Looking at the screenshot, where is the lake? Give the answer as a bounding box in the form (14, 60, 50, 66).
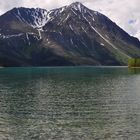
(0, 67, 140, 140)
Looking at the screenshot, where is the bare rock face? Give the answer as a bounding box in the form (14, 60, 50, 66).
(0, 2, 140, 67)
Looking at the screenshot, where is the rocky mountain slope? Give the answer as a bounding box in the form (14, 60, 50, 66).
(0, 2, 140, 66)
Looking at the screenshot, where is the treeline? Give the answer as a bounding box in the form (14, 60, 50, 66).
(128, 58, 140, 68)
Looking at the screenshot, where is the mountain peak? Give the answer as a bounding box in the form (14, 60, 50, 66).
(69, 2, 85, 11)
(9, 7, 49, 28)
(13, 7, 48, 14)
(71, 2, 83, 5)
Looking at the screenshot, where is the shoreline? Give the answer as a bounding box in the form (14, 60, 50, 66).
(0, 66, 128, 69)
(129, 67, 140, 69)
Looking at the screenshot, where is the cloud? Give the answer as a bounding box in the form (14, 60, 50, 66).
(0, 0, 139, 39)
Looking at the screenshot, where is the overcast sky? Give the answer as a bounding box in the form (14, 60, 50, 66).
(0, 0, 140, 40)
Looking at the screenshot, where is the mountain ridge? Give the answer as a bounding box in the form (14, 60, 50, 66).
(0, 2, 140, 67)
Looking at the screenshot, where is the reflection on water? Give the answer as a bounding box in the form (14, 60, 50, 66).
(128, 68, 140, 74)
(0, 67, 140, 140)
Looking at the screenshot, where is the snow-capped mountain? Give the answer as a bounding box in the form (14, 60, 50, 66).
(13, 7, 49, 28)
(11, 6, 68, 29)
(0, 2, 140, 67)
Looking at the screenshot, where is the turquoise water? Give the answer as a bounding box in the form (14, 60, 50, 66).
(0, 67, 140, 140)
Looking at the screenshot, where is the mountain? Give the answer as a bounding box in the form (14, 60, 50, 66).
(0, 2, 140, 67)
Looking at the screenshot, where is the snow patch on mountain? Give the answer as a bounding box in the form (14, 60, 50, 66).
(13, 8, 52, 29)
(0, 33, 24, 39)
